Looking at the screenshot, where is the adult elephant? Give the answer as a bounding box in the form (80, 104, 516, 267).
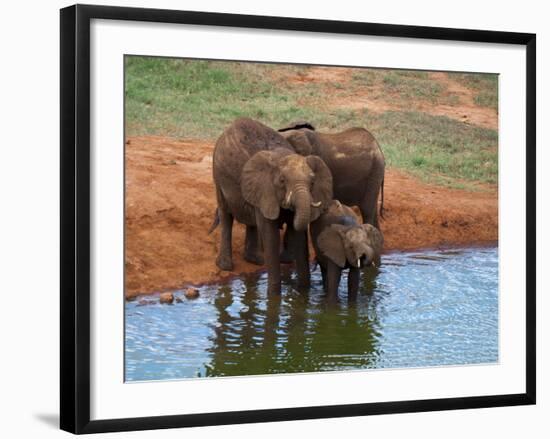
(211, 118, 333, 295)
(278, 122, 385, 227)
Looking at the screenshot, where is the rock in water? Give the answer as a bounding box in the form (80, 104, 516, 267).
(159, 292, 174, 304)
(184, 288, 200, 299)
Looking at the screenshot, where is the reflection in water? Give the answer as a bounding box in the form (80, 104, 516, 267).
(125, 246, 498, 381)
(205, 272, 380, 377)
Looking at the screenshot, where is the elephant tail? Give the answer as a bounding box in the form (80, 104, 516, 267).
(208, 208, 220, 234)
(379, 177, 385, 220)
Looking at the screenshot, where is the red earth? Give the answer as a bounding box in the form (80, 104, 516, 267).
(125, 136, 497, 299)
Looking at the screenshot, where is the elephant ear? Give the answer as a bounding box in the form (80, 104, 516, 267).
(362, 224, 384, 253)
(307, 155, 333, 221)
(317, 224, 348, 268)
(241, 150, 282, 220)
(282, 130, 313, 156)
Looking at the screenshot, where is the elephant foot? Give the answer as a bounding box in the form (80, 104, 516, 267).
(279, 248, 294, 264)
(216, 255, 233, 271)
(244, 252, 264, 266)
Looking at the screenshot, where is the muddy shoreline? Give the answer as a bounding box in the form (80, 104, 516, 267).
(125, 136, 498, 299)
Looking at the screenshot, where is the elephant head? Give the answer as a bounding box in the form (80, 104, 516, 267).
(278, 121, 318, 156)
(317, 223, 383, 268)
(241, 148, 333, 231)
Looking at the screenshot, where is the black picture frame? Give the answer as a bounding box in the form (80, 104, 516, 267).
(60, 4, 536, 434)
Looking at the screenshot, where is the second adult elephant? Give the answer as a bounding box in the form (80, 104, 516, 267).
(211, 118, 333, 295)
(278, 122, 385, 227)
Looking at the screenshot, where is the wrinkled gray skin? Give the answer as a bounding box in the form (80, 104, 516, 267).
(212, 118, 333, 295)
(311, 200, 384, 302)
(278, 122, 385, 227)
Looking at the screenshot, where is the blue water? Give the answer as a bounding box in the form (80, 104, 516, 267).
(125, 246, 498, 381)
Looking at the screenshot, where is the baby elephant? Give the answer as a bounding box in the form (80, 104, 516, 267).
(311, 200, 383, 301)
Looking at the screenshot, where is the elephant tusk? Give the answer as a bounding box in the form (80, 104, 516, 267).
(357, 259, 361, 268)
(311, 200, 322, 208)
(285, 191, 293, 206)
(372, 261, 377, 268)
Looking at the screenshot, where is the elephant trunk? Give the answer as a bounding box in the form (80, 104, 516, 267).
(347, 243, 374, 268)
(363, 246, 375, 266)
(292, 184, 312, 232)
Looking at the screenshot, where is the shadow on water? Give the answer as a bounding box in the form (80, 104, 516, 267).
(125, 246, 499, 381)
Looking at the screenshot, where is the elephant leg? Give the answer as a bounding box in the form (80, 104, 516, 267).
(360, 174, 384, 227)
(326, 261, 342, 303)
(244, 225, 264, 265)
(256, 210, 281, 295)
(279, 226, 294, 264)
(320, 265, 327, 292)
(215, 206, 234, 271)
(288, 225, 310, 290)
(347, 267, 360, 302)
(359, 193, 378, 227)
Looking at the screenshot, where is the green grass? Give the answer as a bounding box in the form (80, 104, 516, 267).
(125, 56, 498, 189)
(125, 57, 323, 139)
(364, 111, 498, 186)
(350, 69, 447, 103)
(449, 72, 499, 110)
(382, 71, 443, 101)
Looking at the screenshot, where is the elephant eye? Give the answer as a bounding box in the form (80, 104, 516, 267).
(279, 175, 285, 185)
